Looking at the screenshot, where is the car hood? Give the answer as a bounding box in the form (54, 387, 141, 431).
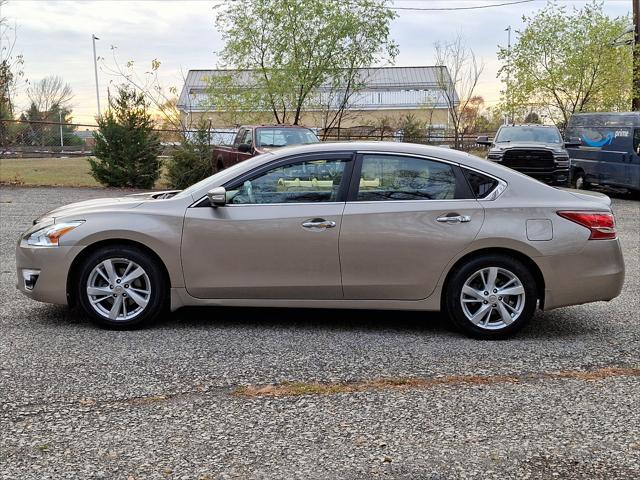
(494, 142, 563, 150)
(34, 190, 180, 223)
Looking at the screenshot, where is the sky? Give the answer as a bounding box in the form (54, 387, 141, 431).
(2, 0, 633, 123)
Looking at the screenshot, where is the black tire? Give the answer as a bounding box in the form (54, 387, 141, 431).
(76, 245, 167, 329)
(445, 254, 538, 340)
(216, 158, 225, 172)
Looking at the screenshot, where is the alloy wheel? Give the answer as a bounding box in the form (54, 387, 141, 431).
(460, 267, 526, 330)
(86, 257, 151, 321)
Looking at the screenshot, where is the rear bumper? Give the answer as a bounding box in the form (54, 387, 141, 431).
(537, 238, 625, 310)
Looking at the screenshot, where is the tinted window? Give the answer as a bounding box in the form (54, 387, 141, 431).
(256, 128, 319, 148)
(463, 169, 499, 199)
(228, 158, 347, 204)
(495, 126, 561, 144)
(356, 154, 457, 201)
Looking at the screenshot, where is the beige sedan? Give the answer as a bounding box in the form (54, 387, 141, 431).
(16, 142, 624, 338)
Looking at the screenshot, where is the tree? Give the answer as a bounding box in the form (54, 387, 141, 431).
(399, 113, 423, 143)
(22, 102, 80, 146)
(498, 1, 632, 127)
(213, 0, 397, 125)
(166, 121, 214, 189)
(89, 86, 162, 189)
(434, 36, 484, 150)
(27, 75, 73, 117)
(459, 95, 485, 135)
(0, 0, 26, 150)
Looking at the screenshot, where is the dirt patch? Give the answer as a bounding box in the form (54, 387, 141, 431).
(234, 367, 640, 398)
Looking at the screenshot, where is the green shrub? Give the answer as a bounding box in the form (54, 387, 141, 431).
(166, 121, 214, 189)
(89, 86, 161, 188)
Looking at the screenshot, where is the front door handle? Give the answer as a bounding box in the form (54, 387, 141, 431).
(436, 214, 471, 224)
(302, 218, 336, 230)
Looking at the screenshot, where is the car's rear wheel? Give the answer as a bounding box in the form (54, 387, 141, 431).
(76, 245, 167, 329)
(445, 255, 537, 339)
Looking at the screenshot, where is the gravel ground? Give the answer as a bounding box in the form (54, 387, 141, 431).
(1, 186, 639, 479)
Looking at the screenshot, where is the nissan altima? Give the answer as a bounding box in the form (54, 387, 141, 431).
(16, 142, 625, 339)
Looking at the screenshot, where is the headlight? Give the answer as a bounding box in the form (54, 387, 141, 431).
(25, 221, 84, 247)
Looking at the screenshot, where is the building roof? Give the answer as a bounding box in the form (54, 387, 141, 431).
(177, 66, 457, 112)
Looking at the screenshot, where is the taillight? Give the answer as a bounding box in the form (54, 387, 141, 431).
(557, 211, 616, 240)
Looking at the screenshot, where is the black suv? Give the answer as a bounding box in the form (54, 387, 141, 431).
(477, 125, 577, 186)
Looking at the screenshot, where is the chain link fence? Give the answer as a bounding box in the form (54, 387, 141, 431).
(1, 119, 494, 158)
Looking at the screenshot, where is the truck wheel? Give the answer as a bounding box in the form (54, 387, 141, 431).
(572, 171, 588, 190)
(216, 159, 225, 172)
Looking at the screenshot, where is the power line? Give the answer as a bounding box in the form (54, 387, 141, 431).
(390, 0, 535, 11)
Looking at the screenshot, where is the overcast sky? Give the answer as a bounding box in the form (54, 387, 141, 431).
(3, 0, 632, 123)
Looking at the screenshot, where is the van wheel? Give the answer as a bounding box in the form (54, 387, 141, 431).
(445, 255, 538, 339)
(572, 171, 588, 190)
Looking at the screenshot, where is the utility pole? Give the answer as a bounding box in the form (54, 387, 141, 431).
(633, 0, 640, 111)
(92, 34, 101, 117)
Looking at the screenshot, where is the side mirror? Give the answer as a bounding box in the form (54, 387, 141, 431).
(564, 137, 581, 148)
(237, 143, 251, 153)
(476, 135, 492, 146)
(207, 187, 227, 207)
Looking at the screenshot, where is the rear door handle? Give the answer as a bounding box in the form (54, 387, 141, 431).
(436, 215, 471, 224)
(302, 218, 336, 230)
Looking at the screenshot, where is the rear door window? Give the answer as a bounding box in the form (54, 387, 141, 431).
(355, 154, 458, 201)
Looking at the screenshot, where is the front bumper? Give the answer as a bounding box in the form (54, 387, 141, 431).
(15, 241, 84, 305)
(537, 238, 625, 310)
(517, 168, 570, 186)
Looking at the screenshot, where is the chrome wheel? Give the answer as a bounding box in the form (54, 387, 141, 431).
(460, 267, 525, 331)
(86, 258, 151, 321)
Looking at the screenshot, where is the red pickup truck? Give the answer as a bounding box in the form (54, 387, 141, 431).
(213, 125, 320, 171)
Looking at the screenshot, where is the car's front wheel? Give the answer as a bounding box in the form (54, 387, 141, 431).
(76, 245, 167, 329)
(445, 255, 538, 339)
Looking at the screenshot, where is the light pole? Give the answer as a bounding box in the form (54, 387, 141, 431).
(92, 34, 101, 117)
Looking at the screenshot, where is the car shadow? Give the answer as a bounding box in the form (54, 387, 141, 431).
(163, 305, 453, 335)
(34, 303, 603, 340)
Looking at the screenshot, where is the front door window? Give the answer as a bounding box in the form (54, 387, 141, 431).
(228, 158, 348, 204)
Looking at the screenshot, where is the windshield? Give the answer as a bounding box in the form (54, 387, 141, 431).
(256, 128, 319, 148)
(495, 126, 561, 144)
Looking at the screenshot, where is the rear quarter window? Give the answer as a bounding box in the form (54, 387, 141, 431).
(463, 170, 499, 199)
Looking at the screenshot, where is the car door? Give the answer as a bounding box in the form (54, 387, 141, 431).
(181, 152, 354, 299)
(339, 152, 484, 300)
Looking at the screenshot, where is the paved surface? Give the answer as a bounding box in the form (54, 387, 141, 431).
(1, 186, 639, 479)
